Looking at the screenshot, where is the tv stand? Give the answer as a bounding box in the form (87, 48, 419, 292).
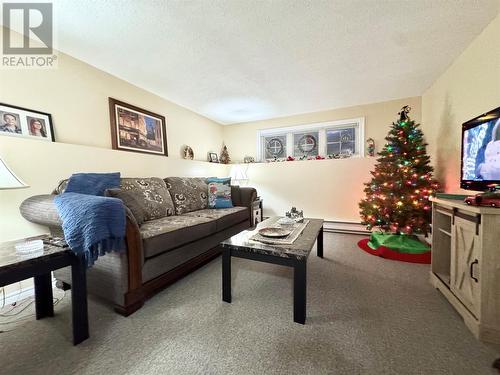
(430, 197, 500, 343)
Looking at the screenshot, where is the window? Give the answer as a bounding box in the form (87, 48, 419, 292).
(326, 127, 356, 156)
(293, 131, 318, 158)
(264, 135, 286, 159)
(257, 118, 364, 161)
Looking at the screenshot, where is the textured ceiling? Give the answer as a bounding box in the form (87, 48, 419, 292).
(23, 1, 500, 123)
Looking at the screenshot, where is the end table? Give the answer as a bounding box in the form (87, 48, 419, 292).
(252, 198, 263, 226)
(0, 237, 89, 345)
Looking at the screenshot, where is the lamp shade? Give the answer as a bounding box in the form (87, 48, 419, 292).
(0, 157, 29, 189)
(230, 164, 248, 182)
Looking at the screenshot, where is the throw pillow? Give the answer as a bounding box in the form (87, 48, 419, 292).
(207, 177, 233, 209)
(65, 172, 120, 196)
(120, 177, 175, 221)
(165, 177, 209, 214)
(105, 188, 146, 226)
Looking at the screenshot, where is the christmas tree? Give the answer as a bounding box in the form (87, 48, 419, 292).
(220, 144, 231, 164)
(359, 106, 439, 235)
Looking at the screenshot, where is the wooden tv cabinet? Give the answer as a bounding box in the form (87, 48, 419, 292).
(430, 197, 500, 343)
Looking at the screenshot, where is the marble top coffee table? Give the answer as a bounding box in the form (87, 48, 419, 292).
(220, 217, 324, 324)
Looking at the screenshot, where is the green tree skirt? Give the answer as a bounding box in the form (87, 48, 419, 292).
(368, 233, 430, 254)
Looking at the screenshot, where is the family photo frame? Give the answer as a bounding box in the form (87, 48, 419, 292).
(208, 152, 219, 163)
(109, 98, 168, 156)
(0, 103, 55, 142)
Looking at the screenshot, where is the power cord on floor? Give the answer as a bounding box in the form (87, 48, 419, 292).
(0, 290, 66, 333)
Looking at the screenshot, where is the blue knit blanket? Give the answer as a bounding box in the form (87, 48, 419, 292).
(55, 191, 126, 267)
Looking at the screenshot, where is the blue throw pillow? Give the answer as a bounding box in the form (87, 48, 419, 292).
(65, 172, 121, 196)
(207, 177, 233, 209)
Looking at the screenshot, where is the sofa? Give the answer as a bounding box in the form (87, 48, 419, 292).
(20, 177, 257, 315)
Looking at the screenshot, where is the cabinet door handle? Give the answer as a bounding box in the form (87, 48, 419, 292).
(470, 259, 479, 282)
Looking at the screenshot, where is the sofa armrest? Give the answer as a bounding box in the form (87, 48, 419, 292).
(20, 194, 63, 227)
(20, 193, 144, 264)
(235, 187, 257, 209)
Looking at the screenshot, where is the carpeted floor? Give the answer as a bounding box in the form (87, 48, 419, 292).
(0, 233, 498, 374)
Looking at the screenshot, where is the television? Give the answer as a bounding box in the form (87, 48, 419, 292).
(461, 106, 500, 191)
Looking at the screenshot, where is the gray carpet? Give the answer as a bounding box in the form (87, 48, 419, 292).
(1, 233, 498, 374)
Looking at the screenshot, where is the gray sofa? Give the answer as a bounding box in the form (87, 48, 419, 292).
(20, 177, 257, 315)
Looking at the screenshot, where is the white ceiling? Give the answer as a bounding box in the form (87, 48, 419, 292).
(24, 1, 500, 124)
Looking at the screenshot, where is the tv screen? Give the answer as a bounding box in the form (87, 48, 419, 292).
(461, 106, 500, 190)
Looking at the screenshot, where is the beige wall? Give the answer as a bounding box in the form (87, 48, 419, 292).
(224, 96, 421, 161)
(422, 14, 500, 193)
(0, 137, 227, 242)
(0, 28, 229, 242)
(0, 28, 223, 160)
(224, 97, 421, 221)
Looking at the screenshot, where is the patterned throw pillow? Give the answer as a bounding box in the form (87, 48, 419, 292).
(164, 177, 208, 214)
(105, 188, 146, 226)
(207, 177, 233, 209)
(120, 178, 175, 221)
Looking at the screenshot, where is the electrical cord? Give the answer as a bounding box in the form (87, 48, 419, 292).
(0, 290, 66, 333)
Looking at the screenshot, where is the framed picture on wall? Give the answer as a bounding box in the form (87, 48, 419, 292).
(0, 103, 55, 142)
(109, 98, 168, 156)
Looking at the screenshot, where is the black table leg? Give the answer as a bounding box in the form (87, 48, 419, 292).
(293, 260, 307, 324)
(71, 254, 89, 345)
(34, 273, 54, 319)
(222, 247, 232, 303)
(317, 226, 324, 258)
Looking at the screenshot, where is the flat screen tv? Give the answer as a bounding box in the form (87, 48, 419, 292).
(461, 106, 500, 191)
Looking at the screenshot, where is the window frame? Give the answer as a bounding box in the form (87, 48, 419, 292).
(256, 117, 365, 162)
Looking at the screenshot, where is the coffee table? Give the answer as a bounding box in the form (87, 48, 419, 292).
(220, 217, 324, 324)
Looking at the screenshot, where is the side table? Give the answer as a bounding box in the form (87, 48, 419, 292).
(0, 238, 89, 345)
(252, 198, 263, 226)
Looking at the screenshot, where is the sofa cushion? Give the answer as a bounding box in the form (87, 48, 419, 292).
(182, 206, 249, 232)
(140, 215, 216, 258)
(54, 177, 175, 221)
(120, 178, 174, 221)
(105, 188, 146, 226)
(164, 177, 208, 214)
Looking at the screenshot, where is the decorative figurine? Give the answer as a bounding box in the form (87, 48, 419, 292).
(182, 145, 194, 160)
(464, 190, 500, 207)
(366, 138, 375, 157)
(243, 156, 255, 163)
(399, 105, 411, 122)
(286, 207, 304, 222)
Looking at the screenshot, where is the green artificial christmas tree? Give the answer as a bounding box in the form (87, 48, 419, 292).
(359, 106, 439, 235)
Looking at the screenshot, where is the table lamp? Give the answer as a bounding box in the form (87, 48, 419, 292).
(0, 157, 29, 189)
(230, 164, 249, 186)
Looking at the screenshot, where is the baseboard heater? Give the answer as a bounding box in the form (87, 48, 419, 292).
(323, 221, 370, 235)
(261, 217, 369, 235)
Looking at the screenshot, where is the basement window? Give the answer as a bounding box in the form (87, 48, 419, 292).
(257, 118, 364, 161)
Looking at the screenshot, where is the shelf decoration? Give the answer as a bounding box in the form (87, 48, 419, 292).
(220, 144, 231, 164)
(366, 138, 375, 157)
(182, 145, 194, 160)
